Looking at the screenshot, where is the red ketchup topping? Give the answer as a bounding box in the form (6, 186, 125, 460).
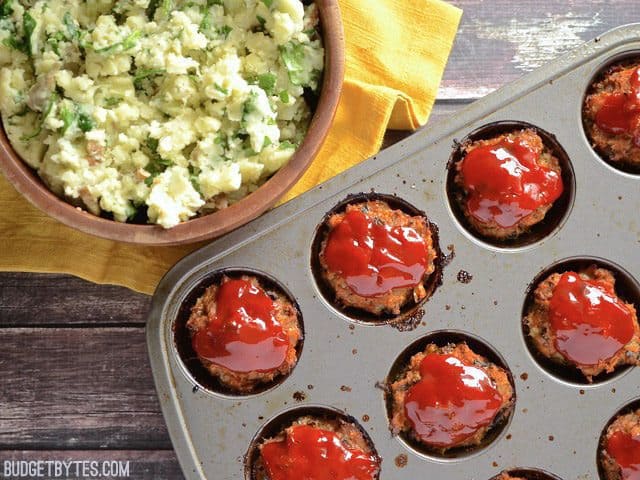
(403, 352, 504, 448)
(460, 136, 563, 228)
(192, 279, 289, 373)
(595, 66, 640, 147)
(549, 272, 635, 367)
(260, 424, 379, 480)
(605, 431, 640, 480)
(322, 208, 429, 297)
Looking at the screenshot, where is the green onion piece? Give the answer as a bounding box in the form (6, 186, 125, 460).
(21, 92, 58, 141)
(95, 30, 141, 55)
(279, 41, 306, 85)
(257, 72, 276, 94)
(77, 111, 94, 132)
(59, 104, 76, 133)
(278, 90, 289, 103)
(23, 11, 36, 56)
(0, 0, 13, 18)
(133, 68, 165, 89)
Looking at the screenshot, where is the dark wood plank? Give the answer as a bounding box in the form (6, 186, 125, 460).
(0, 328, 170, 450)
(442, 0, 632, 98)
(0, 273, 150, 327)
(0, 451, 183, 480)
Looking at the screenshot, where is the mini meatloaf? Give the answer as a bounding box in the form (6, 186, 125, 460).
(453, 129, 563, 239)
(186, 275, 301, 393)
(600, 408, 640, 480)
(389, 343, 514, 452)
(319, 199, 437, 316)
(495, 474, 526, 480)
(583, 61, 640, 167)
(524, 266, 640, 381)
(255, 416, 381, 480)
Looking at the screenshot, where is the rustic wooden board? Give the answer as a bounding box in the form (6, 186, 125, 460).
(0, 328, 168, 449)
(0, 274, 150, 327)
(442, 0, 633, 98)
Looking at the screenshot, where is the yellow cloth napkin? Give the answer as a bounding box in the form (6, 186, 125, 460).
(0, 0, 462, 295)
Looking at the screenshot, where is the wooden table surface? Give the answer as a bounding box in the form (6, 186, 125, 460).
(1, 2, 636, 479)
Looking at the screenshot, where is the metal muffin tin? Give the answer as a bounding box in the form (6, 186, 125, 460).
(147, 24, 640, 480)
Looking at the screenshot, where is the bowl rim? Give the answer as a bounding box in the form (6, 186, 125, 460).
(0, 0, 345, 246)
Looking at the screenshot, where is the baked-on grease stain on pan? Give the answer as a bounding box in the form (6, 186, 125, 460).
(173, 268, 304, 397)
(244, 405, 381, 480)
(384, 330, 516, 460)
(310, 192, 443, 328)
(582, 52, 640, 175)
(489, 468, 565, 480)
(446, 121, 575, 250)
(521, 257, 640, 386)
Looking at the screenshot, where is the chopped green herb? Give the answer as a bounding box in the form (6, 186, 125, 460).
(57, 102, 94, 134)
(59, 104, 76, 133)
(262, 0, 273, 7)
(263, 136, 272, 148)
(199, 10, 211, 32)
(279, 41, 307, 85)
(162, 0, 174, 16)
(0, 0, 13, 18)
(188, 165, 202, 194)
(21, 92, 58, 141)
(279, 140, 296, 150)
(143, 136, 173, 185)
(133, 68, 165, 89)
(46, 31, 66, 55)
(144, 174, 156, 186)
(218, 25, 232, 38)
(63, 12, 79, 40)
(94, 30, 141, 55)
(256, 15, 266, 27)
(278, 90, 289, 103)
(214, 83, 228, 95)
(23, 11, 36, 57)
(2, 35, 26, 54)
(207, 0, 223, 5)
(103, 97, 122, 107)
(257, 72, 276, 94)
(146, 137, 159, 152)
(77, 111, 94, 132)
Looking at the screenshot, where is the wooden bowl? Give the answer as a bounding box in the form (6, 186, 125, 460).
(0, 1, 344, 246)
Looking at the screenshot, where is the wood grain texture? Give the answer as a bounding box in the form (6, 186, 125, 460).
(0, 273, 150, 327)
(443, 0, 630, 98)
(0, 328, 168, 449)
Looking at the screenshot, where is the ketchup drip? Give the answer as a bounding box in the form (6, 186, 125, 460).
(260, 424, 379, 480)
(460, 136, 563, 228)
(605, 431, 640, 480)
(594, 66, 640, 147)
(323, 208, 429, 297)
(404, 353, 504, 448)
(192, 279, 289, 373)
(549, 272, 635, 367)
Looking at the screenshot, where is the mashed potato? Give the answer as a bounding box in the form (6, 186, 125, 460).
(0, 0, 324, 228)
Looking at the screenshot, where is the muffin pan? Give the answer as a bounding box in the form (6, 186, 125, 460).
(147, 24, 640, 480)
